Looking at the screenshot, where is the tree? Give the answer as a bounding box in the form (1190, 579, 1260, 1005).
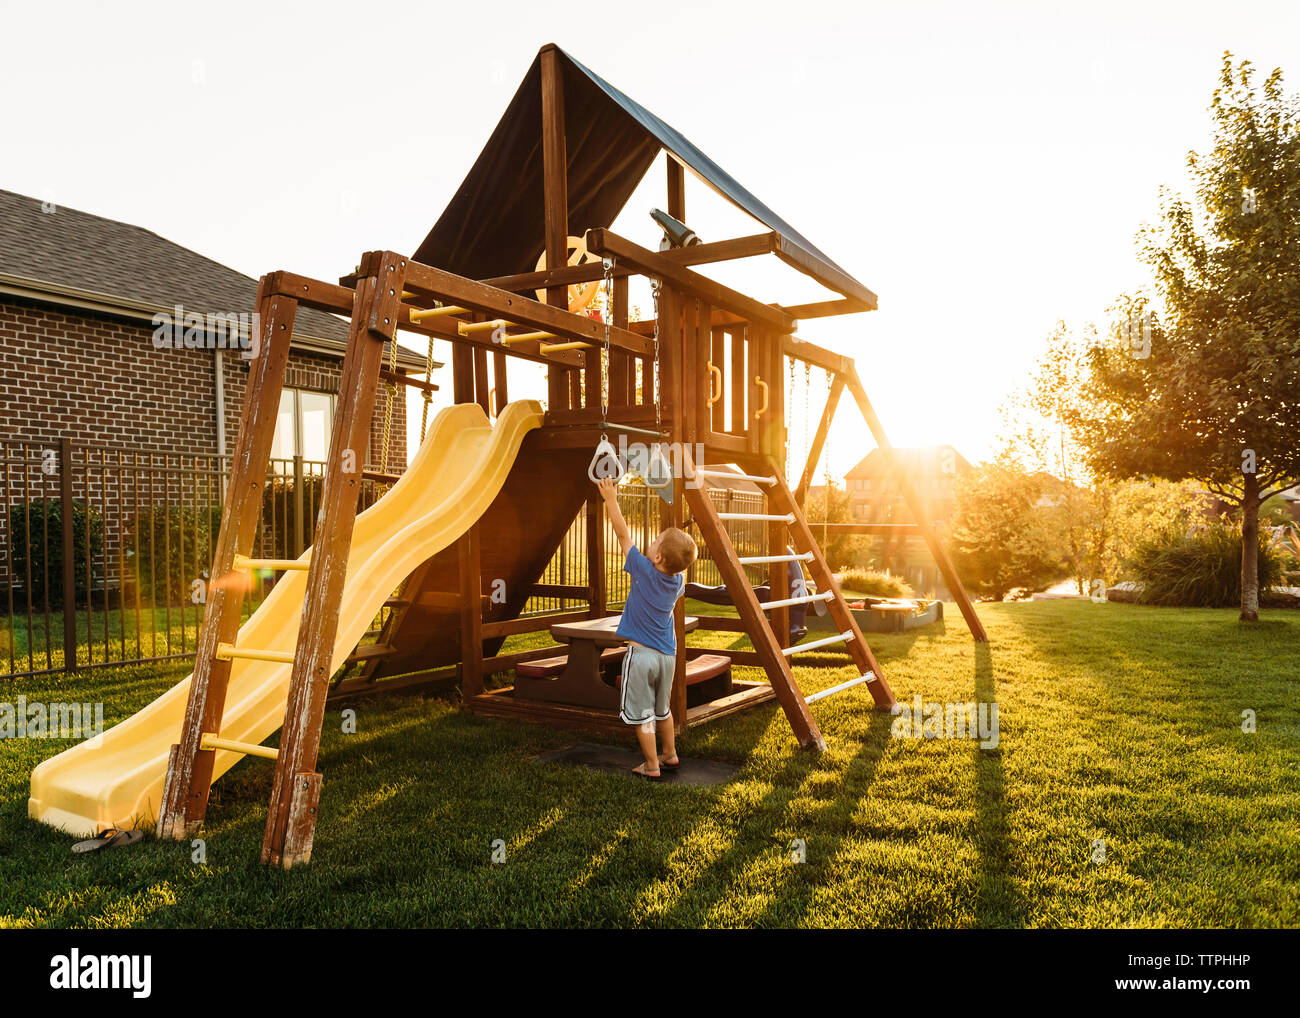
(947, 464, 1070, 601)
(1072, 56, 1300, 620)
(998, 324, 1211, 594)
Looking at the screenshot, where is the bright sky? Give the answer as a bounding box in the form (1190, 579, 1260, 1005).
(4, 0, 1297, 477)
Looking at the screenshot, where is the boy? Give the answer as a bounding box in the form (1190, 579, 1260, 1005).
(595, 475, 697, 780)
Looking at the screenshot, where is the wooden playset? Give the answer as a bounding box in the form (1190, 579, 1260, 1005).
(32, 45, 984, 867)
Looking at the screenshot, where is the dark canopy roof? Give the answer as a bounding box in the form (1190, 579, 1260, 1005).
(414, 45, 876, 309)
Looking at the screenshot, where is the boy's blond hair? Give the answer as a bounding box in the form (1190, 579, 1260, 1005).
(657, 527, 697, 574)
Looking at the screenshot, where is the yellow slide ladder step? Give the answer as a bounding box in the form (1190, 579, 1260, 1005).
(233, 554, 309, 572)
(199, 733, 279, 760)
(216, 642, 295, 664)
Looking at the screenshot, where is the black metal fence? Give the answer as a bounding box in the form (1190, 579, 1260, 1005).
(0, 439, 768, 680)
(0, 440, 386, 680)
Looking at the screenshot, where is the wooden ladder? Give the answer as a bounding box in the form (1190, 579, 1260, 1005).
(155, 251, 410, 868)
(682, 448, 895, 751)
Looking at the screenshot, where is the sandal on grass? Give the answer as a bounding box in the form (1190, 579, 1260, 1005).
(71, 828, 144, 854)
(631, 764, 662, 781)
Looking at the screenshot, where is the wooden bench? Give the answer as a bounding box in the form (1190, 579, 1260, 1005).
(515, 648, 733, 708)
(684, 653, 732, 707)
(516, 645, 627, 680)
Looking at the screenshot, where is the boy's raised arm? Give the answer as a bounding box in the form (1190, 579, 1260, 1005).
(596, 477, 634, 556)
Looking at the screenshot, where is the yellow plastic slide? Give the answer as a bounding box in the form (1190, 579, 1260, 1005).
(29, 400, 543, 837)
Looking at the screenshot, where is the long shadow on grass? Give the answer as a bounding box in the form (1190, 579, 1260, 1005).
(972, 639, 1027, 927)
(646, 710, 893, 927)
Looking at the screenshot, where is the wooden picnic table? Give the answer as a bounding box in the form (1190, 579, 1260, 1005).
(513, 614, 698, 709)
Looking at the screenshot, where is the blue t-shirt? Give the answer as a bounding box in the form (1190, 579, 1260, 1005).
(616, 546, 684, 656)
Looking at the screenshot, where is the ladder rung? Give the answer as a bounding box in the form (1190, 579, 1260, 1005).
(717, 512, 794, 523)
(233, 554, 309, 572)
(457, 318, 507, 336)
(409, 304, 468, 322)
(501, 330, 556, 344)
(763, 591, 833, 611)
(539, 341, 595, 354)
(216, 642, 295, 664)
(696, 467, 777, 486)
(200, 733, 279, 760)
(805, 672, 875, 704)
(737, 552, 814, 565)
(781, 630, 854, 656)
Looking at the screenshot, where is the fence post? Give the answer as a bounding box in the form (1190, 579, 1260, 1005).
(292, 455, 305, 559)
(59, 437, 76, 673)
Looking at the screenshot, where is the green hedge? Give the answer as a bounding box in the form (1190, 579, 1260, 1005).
(1128, 523, 1282, 607)
(7, 500, 104, 608)
(125, 505, 222, 605)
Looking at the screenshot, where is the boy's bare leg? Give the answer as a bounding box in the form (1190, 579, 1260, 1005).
(634, 722, 660, 774)
(657, 719, 677, 765)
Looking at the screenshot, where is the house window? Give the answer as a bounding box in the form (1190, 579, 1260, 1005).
(270, 388, 336, 466)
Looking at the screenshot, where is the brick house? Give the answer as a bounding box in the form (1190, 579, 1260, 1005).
(0, 188, 431, 467)
(843, 445, 972, 596)
(844, 445, 971, 525)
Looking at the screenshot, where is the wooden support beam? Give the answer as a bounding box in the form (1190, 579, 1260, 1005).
(667, 157, 686, 221)
(586, 496, 607, 615)
(156, 279, 297, 840)
(777, 298, 872, 320)
(783, 336, 850, 375)
(261, 250, 409, 869)
(796, 375, 844, 506)
(542, 45, 570, 412)
(841, 365, 988, 642)
(480, 233, 779, 293)
(401, 263, 651, 358)
(459, 525, 484, 698)
(585, 229, 797, 334)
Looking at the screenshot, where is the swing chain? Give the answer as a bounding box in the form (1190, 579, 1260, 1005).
(379, 334, 400, 480)
(601, 256, 614, 420)
(651, 278, 662, 432)
(419, 331, 435, 443)
(823, 367, 833, 489)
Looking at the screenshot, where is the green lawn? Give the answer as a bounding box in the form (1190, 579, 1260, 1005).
(0, 599, 1296, 928)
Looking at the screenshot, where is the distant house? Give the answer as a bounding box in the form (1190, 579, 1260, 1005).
(0, 189, 432, 468)
(842, 445, 972, 597)
(843, 445, 971, 525)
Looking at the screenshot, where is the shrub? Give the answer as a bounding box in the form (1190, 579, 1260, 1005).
(125, 505, 222, 605)
(1127, 523, 1283, 607)
(7, 499, 104, 608)
(837, 568, 914, 599)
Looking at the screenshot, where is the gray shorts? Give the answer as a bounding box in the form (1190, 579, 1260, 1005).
(620, 643, 675, 725)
